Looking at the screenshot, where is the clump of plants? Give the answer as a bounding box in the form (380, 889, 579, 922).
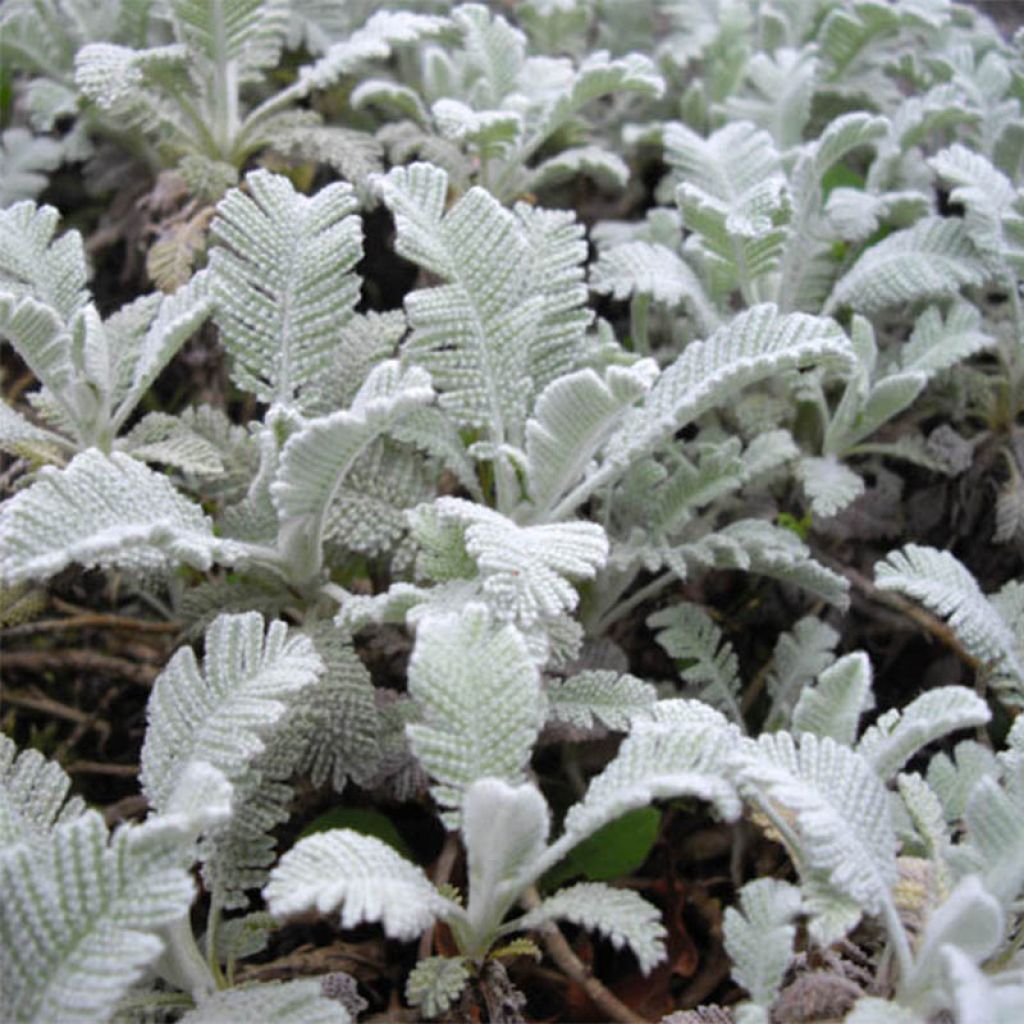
(3, 2, 1024, 1022)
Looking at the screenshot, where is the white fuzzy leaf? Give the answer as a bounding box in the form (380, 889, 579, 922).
(407, 605, 543, 824)
(734, 733, 898, 915)
(793, 652, 875, 747)
(825, 218, 988, 315)
(0, 813, 194, 1024)
(525, 360, 658, 517)
(519, 882, 666, 974)
(0, 200, 88, 321)
(463, 779, 549, 934)
(545, 671, 657, 730)
(271, 361, 434, 579)
(552, 701, 742, 859)
(857, 687, 991, 781)
(0, 128, 62, 206)
(140, 612, 324, 812)
(432, 497, 608, 626)
(180, 980, 350, 1024)
(265, 829, 457, 940)
(723, 878, 802, 1008)
(406, 957, 471, 1017)
(209, 171, 362, 407)
(606, 304, 854, 467)
(648, 603, 742, 722)
(0, 449, 240, 585)
(589, 241, 719, 333)
(0, 736, 85, 851)
(900, 303, 995, 380)
(875, 544, 1024, 694)
(797, 455, 866, 518)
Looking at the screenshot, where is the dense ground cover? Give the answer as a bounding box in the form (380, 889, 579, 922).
(4, 2, 1024, 1022)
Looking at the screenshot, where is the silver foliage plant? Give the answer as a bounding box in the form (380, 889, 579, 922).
(3, 1, 1024, 1022)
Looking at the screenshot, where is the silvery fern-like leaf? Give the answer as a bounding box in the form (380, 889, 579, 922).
(373, 162, 533, 439)
(664, 120, 788, 296)
(547, 701, 742, 862)
(116, 411, 226, 475)
(304, 309, 407, 412)
(270, 361, 434, 581)
(390, 406, 481, 501)
(896, 773, 950, 861)
(734, 733, 899, 917)
(723, 878, 802, 1009)
(200, 769, 291, 910)
(874, 544, 1024, 697)
(856, 687, 990, 781)
(263, 117, 383, 187)
(374, 163, 590, 446)
(515, 202, 592, 395)
(180, 980, 351, 1024)
(927, 741, 1000, 823)
(766, 616, 841, 727)
(323, 441, 434, 557)
(648, 603, 743, 723)
(796, 455, 865, 518)
(824, 372, 927, 455)
(603, 305, 854, 472)
(899, 303, 995, 380)
(290, 624, 381, 792)
(406, 605, 543, 824)
(406, 956, 472, 1018)
(929, 144, 1020, 269)
(209, 171, 362, 407)
(170, 0, 288, 76)
(650, 440, 748, 535)
(0, 449, 243, 584)
(528, 145, 630, 193)
(0, 127, 62, 206)
(265, 830, 459, 940)
(678, 519, 850, 610)
(824, 218, 988, 315)
(517, 882, 667, 974)
(290, 11, 450, 98)
(140, 612, 324, 813)
(792, 652, 875, 747)
(0, 398, 68, 458)
(524, 360, 658, 518)
(110, 271, 213, 432)
(963, 777, 1024, 905)
(74, 43, 193, 144)
(0, 813, 195, 1024)
(429, 497, 608, 627)
(532, 47, 663, 138)
(727, 46, 819, 149)
(545, 671, 657, 730)
(589, 241, 720, 335)
(0, 735, 85, 850)
(432, 98, 522, 157)
(0, 199, 87, 327)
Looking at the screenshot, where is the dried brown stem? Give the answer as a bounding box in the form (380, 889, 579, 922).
(834, 561, 980, 671)
(65, 760, 139, 777)
(1, 613, 181, 638)
(1, 649, 160, 686)
(522, 887, 651, 1024)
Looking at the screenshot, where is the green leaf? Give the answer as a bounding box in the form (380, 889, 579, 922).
(541, 808, 661, 892)
(299, 808, 412, 861)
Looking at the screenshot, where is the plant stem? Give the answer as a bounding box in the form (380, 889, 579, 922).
(521, 887, 651, 1024)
